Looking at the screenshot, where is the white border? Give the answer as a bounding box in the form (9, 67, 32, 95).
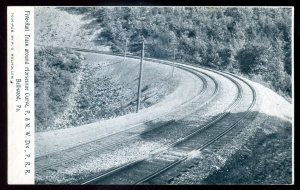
(7, 6, 293, 184)
(7, 6, 35, 184)
(291, 6, 294, 185)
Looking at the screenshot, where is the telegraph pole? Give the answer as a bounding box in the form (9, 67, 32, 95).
(123, 39, 128, 62)
(170, 43, 179, 77)
(136, 39, 145, 113)
(172, 48, 176, 77)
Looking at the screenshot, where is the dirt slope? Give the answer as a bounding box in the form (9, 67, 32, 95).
(35, 7, 108, 51)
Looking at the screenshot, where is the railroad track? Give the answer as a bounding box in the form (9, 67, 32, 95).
(70, 51, 257, 185)
(35, 51, 219, 173)
(139, 68, 257, 185)
(36, 48, 257, 185)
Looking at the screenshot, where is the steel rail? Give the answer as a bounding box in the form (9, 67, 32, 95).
(136, 78, 256, 184)
(35, 50, 218, 172)
(36, 48, 256, 185)
(80, 54, 251, 185)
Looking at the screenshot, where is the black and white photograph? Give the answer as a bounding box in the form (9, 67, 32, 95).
(7, 6, 294, 185)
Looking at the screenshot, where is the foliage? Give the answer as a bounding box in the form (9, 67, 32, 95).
(35, 47, 83, 131)
(61, 7, 292, 98)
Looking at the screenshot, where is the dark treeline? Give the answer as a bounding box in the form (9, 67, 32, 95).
(60, 7, 292, 98)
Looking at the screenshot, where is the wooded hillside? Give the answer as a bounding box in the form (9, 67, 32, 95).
(60, 7, 292, 99)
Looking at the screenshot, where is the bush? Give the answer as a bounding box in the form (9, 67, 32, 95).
(35, 47, 83, 131)
(236, 44, 266, 74)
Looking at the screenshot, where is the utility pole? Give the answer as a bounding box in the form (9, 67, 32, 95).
(136, 39, 145, 113)
(172, 48, 176, 77)
(123, 39, 128, 62)
(170, 43, 179, 77)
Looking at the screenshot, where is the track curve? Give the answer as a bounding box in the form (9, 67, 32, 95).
(35, 48, 257, 185)
(35, 51, 218, 173)
(80, 57, 256, 185)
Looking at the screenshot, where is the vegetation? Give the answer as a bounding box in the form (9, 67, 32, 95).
(60, 7, 292, 99)
(35, 47, 84, 131)
(203, 115, 292, 184)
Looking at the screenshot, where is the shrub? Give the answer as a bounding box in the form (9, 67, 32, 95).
(236, 44, 266, 74)
(35, 47, 83, 131)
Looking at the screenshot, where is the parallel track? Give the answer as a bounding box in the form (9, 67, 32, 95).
(36, 48, 256, 185)
(35, 50, 219, 172)
(75, 50, 256, 185)
(136, 75, 256, 184)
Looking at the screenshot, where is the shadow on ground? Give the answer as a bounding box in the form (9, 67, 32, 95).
(137, 111, 292, 184)
(198, 112, 292, 185)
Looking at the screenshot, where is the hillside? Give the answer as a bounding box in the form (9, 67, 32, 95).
(35, 47, 84, 131)
(35, 7, 181, 131)
(35, 7, 109, 51)
(35, 46, 181, 132)
(58, 7, 292, 100)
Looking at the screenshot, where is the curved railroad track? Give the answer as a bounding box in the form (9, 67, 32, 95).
(79, 56, 256, 185)
(35, 48, 257, 185)
(35, 51, 219, 173)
